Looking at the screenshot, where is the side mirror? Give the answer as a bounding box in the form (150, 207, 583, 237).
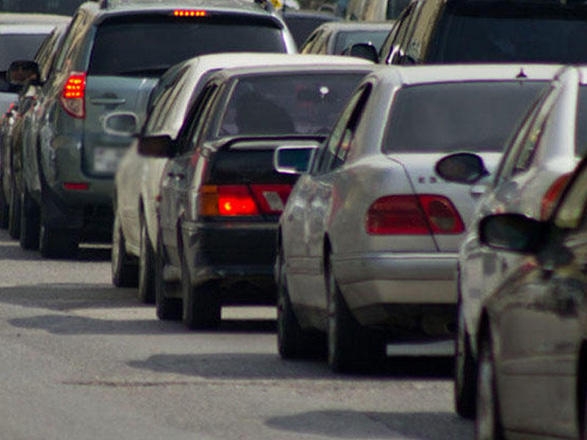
(435, 152, 489, 184)
(137, 134, 174, 158)
(480, 213, 546, 253)
(102, 111, 138, 136)
(274, 144, 319, 174)
(6, 60, 40, 89)
(343, 43, 378, 62)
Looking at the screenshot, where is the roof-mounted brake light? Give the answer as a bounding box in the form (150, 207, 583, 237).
(173, 9, 207, 17)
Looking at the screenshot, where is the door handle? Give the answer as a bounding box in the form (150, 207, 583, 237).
(90, 97, 126, 105)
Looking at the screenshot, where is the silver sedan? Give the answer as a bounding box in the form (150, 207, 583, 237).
(275, 64, 560, 373)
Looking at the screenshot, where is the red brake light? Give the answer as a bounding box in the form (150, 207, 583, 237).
(173, 9, 207, 17)
(198, 184, 293, 216)
(366, 195, 464, 235)
(63, 182, 89, 191)
(540, 173, 572, 220)
(60, 72, 86, 119)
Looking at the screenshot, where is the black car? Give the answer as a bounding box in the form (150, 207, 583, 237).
(350, 0, 587, 64)
(138, 60, 374, 329)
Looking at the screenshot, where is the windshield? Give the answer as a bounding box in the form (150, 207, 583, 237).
(383, 81, 547, 153)
(89, 16, 287, 77)
(430, 3, 587, 63)
(0, 0, 84, 15)
(334, 29, 389, 53)
(215, 72, 367, 137)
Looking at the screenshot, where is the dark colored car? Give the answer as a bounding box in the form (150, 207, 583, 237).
(350, 0, 587, 64)
(473, 153, 587, 440)
(138, 59, 374, 329)
(15, 0, 296, 258)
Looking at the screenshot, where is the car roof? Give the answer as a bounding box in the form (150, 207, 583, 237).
(371, 63, 562, 86)
(0, 13, 71, 25)
(313, 20, 395, 32)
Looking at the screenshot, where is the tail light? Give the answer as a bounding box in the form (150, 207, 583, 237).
(540, 173, 572, 220)
(60, 72, 86, 119)
(366, 194, 465, 235)
(198, 184, 292, 217)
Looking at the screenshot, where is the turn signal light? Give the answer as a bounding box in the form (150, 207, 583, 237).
(199, 185, 260, 216)
(366, 195, 464, 235)
(60, 72, 86, 119)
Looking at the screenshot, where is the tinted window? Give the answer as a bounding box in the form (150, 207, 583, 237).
(383, 81, 547, 153)
(0, 34, 48, 69)
(89, 16, 287, 76)
(0, 0, 84, 15)
(333, 29, 389, 53)
(429, 3, 587, 63)
(215, 72, 367, 137)
(386, 0, 411, 19)
(282, 14, 338, 47)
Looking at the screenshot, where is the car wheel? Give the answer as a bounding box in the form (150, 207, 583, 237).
(276, 249, 320, 359)
(155, 230, 182, 321)
(111, 215, 137, 286)
(455, 300, 477, 419)
(137, 215, 155, 304)
(475, 334, 505, 440)
(8, 181, 20, 239)
(0, 186, 9, 228)
(181, 256, 221, 330)
(326, 255, 380, 373)
(19, 186, 39, 250)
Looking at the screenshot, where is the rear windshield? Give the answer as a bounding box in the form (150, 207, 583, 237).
(89, 16, 287, 77)
(383, 81, 547, 153)
(334, 30, 389, 54)
(0, 0, 84, 15)
(0, 34, 48, 70)
(430, 3, 587, 63)
(215, 72, 368, 137)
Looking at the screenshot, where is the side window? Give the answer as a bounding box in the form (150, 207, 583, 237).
(317, 84, 372, 173)
(383, 3, 417, 64)
(182, 83, 221, 152)
(144, 66, 189, 134)
(494, 84, 560, 186)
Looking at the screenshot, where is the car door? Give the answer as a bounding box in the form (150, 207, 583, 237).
(159, 82, 221, 269)
(284, 84, 372, 327)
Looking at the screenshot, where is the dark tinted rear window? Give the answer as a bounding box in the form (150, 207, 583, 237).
(430, 2, 587, 63)
(89, 16, 287, 76)
(215, 72, 368, 137)
(0, 0, 84, 15)
(383, 81, 547, 153)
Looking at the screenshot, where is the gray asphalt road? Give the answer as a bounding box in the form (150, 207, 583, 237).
(0, 230, 473, 440)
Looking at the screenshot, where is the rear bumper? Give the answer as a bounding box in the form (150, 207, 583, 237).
(181, 220, 278, 303)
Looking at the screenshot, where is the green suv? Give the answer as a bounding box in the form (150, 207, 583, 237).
(16, 0, 296, 258)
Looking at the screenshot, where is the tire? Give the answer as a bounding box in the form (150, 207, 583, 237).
(137, 216, 155, 304)
(475, 335, 505, 440)
(19, 186, 40, 250)
(39, 212, 79, 259)
(155, 231, 182, 321)
(276, 249, 319, 359)
(181, 256, 221, 330)
(111, 216, 138, 286)
(326, 255, 381, 373)
(455, 300, 477, 419)
(7, 181, 20, 239)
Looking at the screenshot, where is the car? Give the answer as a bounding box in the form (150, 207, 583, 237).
(281, 8, 341, 48)
(0, 0, 86, 15)
(300, 21, 393, 55)
(137, 58, 374, 329)
(344, 0, 409, 21)
(13, 0, 297, 259)
(111, 53, 367, 303)
(274, 64, 560, 373)
(350, 0, 587, 64)
(433, 64, 585, 421)
(471, 153, 587, 440)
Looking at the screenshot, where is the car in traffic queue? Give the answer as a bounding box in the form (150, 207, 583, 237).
(350, 0, 587, 65)
(300, 21, 393, 55)
(273, 64, 560, 373)
(111, 53, 371, 305)
(137, 59, 374, 330)
(0, 23, 70, 247)
(434, 64, 585, 421)
(471, 153, 587, 440)
(11, 0, 297, 259)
